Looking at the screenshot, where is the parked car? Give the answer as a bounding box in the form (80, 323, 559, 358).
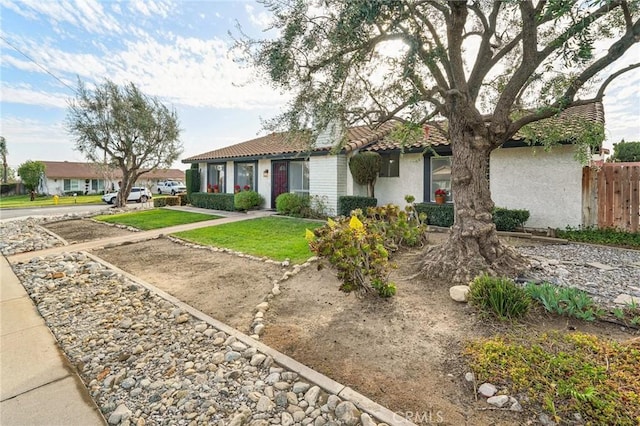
(102, 187, 152, 204)
(157, 180, 186, 195)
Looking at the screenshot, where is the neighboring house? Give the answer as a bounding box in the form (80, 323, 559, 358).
(40, 161, 185, 195)
(183, 103, 604, 229)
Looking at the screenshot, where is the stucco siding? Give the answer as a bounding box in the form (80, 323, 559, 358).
(490, 145, 583, 229)
(309, 155, 347, 215)
(374, 153, 424, 206)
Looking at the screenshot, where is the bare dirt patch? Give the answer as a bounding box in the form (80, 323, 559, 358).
(43, 218, 134, 243)
(45, 220, 637, 425)
(95, 238, 284, 332)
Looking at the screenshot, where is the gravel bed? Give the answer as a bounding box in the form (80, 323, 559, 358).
(12, 252, 384, 426)
(517, 243, 640, 306)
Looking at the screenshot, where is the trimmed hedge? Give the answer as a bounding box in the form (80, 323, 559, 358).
(189, 192, 235, 211)
(153, 196, 180, 207)
(414, 203, 530, 231)
(493, 207, 530, 231)
(338, 195, 377, 217)
(414, 203, 455, 227)
(185, 168, 200, 200)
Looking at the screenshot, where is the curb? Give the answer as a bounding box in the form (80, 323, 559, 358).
(84, 252, 417, 426)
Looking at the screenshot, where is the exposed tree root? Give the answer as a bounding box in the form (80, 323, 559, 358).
(419, 234, 530, 284)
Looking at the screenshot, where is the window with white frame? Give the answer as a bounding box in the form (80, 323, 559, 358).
(430, 156, 452, 202)
(63, 179, 81, 192)
(289, 161, 309, 195)
(236, 163, 255, 191)
(379, 153, 400, 177)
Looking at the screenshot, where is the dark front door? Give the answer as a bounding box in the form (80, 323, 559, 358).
(272, 161, 288, 207)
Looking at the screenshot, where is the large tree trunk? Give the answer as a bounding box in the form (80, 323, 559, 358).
(421, 119, 528, 284)
(116, 168, 135, 208)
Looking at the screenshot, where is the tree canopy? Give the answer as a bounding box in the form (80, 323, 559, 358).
(349, 151, 381, 197)
(610, 140, 640, 162)
(239, 0, 640, 282)
(18, 160, 45, 192)
(66, 79, 182, 207)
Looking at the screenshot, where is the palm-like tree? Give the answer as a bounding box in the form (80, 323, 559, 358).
(0, 136, 7, 184)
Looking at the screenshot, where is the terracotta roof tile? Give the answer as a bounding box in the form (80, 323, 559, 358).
(184, 102, 604, 161)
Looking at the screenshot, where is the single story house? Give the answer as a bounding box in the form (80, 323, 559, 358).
(183, 102, 604, 229)
(40, 161, 185, 195)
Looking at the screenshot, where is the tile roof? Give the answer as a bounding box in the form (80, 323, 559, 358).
(184, 102, 604, 161)
(41, 161, 184, 180)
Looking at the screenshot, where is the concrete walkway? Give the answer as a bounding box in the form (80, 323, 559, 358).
(0, 255, 106, 425)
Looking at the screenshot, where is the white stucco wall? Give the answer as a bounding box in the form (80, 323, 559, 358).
(309, 154, 347, 215)
(374, 153, 424, 206)
(490, 145, 583, 229)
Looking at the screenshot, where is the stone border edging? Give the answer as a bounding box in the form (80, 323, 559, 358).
(84, 251, 417, 426)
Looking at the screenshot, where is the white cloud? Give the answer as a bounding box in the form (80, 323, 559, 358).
(2, 0, 123, 35)
(245, 3, 272, 30)
(0, 117, 81, 168)
(0, 85, 70, 108)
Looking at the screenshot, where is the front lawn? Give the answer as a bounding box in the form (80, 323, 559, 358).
(94, 208, 219, 230)
(0, 194, 104, 208)
(173, 216, 323, 264)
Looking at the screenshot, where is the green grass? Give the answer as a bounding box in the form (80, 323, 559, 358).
(94, 208, 219, 230)
(0, 194, 104, 208)
(173, 216, 323, 263)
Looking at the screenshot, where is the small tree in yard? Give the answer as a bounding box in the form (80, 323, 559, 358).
(349, 152, 381, 197)
(66, 79, 182, 207)
(238, 1, 640, 283)
(17, 160, 45, 193)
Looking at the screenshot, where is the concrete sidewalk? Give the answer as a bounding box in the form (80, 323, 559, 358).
(0, 255, 106, 425)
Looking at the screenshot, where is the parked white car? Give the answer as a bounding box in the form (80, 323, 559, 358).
(157, 180, 187, 195)
(102, 187, 152, 204)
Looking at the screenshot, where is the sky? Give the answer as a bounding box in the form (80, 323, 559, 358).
(1, 1, 639, 172)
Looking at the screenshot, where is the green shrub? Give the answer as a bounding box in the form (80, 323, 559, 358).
(349, 152, 381, 197)
(414, 203, 454, 227)
(185, 168, 200, 201)
(276, 193, 310, 216)
(177, 193, 189, 206)
(525, 283, 603, 321)
(468, 274, 530, 320)
(556, 226, 640, 249)
(338, 195, 377, 216)
(234, 190, 264, 211)
(360, 202, 428, 250)
(153, 197, 167, 208)
(308, 215, 396, 297)
(493, 207, 530, 231)
(164, 196, 181, 206)
(413, 204, 529, 230)
(0, 183, 18, 195)
(189, 192, 235, 211)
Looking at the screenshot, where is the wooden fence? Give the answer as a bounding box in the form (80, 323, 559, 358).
(582, 163, 640, 232)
